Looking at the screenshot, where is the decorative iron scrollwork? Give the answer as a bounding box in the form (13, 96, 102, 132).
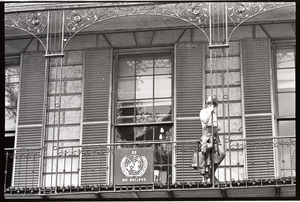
(4, 2, 295, 55)
(227, 2, 295, 39)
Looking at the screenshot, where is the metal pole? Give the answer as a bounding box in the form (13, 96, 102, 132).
(211, 111, 214, 187)
(4, 152, 9, 191)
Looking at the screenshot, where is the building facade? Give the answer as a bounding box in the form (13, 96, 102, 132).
(4, 2, 296, 199)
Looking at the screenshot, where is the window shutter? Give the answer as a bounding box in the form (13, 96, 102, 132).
(241, 39, 274, 179)
(14, 52, 45, 187)
(81, 48, 112, 185)
(175, 43, 203, 183)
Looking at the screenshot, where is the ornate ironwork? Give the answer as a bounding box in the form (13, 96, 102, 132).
(227, 2, 295, 39)
(5, 2, 295, 56)
(5, 11, 48, 50)
(63, 3, 210, 44)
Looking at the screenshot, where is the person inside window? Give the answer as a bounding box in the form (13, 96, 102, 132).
(199, 95, 226, 184)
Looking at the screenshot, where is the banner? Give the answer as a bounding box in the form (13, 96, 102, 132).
(114, 147, 154, 185)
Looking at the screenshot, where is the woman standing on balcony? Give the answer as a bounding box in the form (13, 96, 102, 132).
(199, 95, 226, 184)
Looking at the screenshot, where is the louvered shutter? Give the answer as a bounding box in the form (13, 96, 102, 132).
(241, 39, 274, 179)
(175, 43, 203, 183)
(14, 52, 45, 187)
(81, 48, 112, 186)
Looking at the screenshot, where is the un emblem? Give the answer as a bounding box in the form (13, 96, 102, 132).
(120, 154, 148, 177)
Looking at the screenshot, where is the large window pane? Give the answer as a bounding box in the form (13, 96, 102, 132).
(5, 65, 19, 83)
(117, 101, 134, 123)
(50, 65, 82, 79)
(49, 81, 63, 95)
(276, 49, 295, 68)
(116, 126, 154, 142)
(47, 126, 81, 140)
(154, 75, 171, 98)
(49, 95, 81, 109)
(277, 69, 295, 92)
(154, 125, 173, 141)
(277, 120, 296, 177)
(5, 83, 19, 107)
(5, 108, 17, 131)
(136, 99, 153, 123)
(154, 99, 172, 122)
(134, 125, 153, 141)
(278, 120, 295, 137)
(136, 54, 153, 75)
(136, 76, 153, 99)
(154, 125, 173, 165)
(5, 82, 19, 131)
(116, 126, 134, 142)
(65, 80, 82, 93)
(118, 78, 134, 100)
(118, 55, 135, 77)
(278, 93, 295, 117)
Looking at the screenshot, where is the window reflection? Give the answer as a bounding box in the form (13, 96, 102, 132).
(5, 65, 19, 131)
(115, 126, 153, 142)
(118, 78, 134, 100)
(276, 49, 294, 68)
(136, 99, 153, 123)
(118, 55, 135, 77)
(5, 65, 19, 83)
(155, 53, 172, 75)
(115, 125, 173, 143)
(136, 54, 153, 75)
(154, 99, 172, 122)
(117, 101, 134, 123)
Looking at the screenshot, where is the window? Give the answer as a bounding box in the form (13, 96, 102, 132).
(5, 57, 20, 188)
(115, 51, 173, 184)
(5, 62, 19, 133)
(275, 45, 295, 177)
(43, 57, 82, 187)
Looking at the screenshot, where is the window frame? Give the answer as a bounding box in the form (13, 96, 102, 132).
(112, 48, 175, 184)
(4, 55, 20, 189)
(273, 42, 296, 178)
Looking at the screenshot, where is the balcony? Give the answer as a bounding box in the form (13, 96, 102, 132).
(4, 136, 295, 199)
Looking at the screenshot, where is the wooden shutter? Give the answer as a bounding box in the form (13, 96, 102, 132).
(81, 48, 112, 185)
(175, 43, 203, 183)
(14, 52, 45, 187)
(241, 39, 274, 179)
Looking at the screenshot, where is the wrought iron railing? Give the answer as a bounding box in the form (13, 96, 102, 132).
(4, 136, 295, 196)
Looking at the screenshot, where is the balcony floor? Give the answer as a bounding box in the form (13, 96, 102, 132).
(5, 184, 296, 200)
